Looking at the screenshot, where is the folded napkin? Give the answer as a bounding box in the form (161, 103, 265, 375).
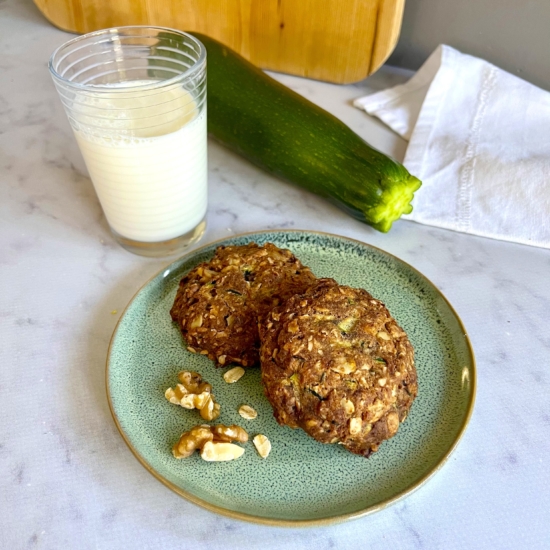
(354, 45, 550, 248)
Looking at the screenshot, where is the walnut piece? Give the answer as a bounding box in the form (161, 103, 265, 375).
(165, 370, 221, 421)
(238, 404, 258, 420)
(172, 424, 248, 460)
(212, 424, 248, 443)
(252, 434, 272, 459)
(172, 425, 213, 459)
(223, 366, 245, 383)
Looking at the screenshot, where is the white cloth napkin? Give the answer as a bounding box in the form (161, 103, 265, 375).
(354, 45, 550, 248)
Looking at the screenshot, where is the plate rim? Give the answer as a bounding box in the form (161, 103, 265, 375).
(106, 229, 476, 527)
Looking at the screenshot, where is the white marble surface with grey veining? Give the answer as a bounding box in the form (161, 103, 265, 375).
(1, 1, 549, 548)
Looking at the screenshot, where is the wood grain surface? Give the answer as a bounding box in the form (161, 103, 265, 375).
(36, 0, 405, 83)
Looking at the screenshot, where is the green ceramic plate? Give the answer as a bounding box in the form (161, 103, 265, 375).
(107, 230, 475, 526)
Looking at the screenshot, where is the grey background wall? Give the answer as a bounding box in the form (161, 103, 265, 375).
(389, 0, 550, 91)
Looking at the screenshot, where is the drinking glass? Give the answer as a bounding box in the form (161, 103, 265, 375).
(49, 27, 207, 257)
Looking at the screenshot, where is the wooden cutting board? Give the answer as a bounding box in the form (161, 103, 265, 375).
(35, 0, 405, 84)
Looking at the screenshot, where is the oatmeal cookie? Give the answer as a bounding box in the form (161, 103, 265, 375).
(259, 278, 417, 457)
(170, 242, 316, 367)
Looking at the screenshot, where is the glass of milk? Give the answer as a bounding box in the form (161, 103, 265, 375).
(49, 27, 207, 257)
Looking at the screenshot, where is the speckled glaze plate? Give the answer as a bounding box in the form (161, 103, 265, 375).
(107, 230, 475, 526)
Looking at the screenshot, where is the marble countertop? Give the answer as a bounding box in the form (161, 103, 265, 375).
(1, 1, 549, 548)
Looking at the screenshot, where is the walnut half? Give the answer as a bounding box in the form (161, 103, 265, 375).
(172, 424, 248, 461)
(165, 370, 221, 421)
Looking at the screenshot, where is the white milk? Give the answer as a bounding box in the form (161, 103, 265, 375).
(73, 82, 207, 242)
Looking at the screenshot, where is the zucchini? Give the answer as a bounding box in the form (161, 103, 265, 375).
(192, 33, 421, 232)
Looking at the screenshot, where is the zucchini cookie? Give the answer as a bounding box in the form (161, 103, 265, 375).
(259, 278, 417, 457)
(170, 242, 316, 367)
